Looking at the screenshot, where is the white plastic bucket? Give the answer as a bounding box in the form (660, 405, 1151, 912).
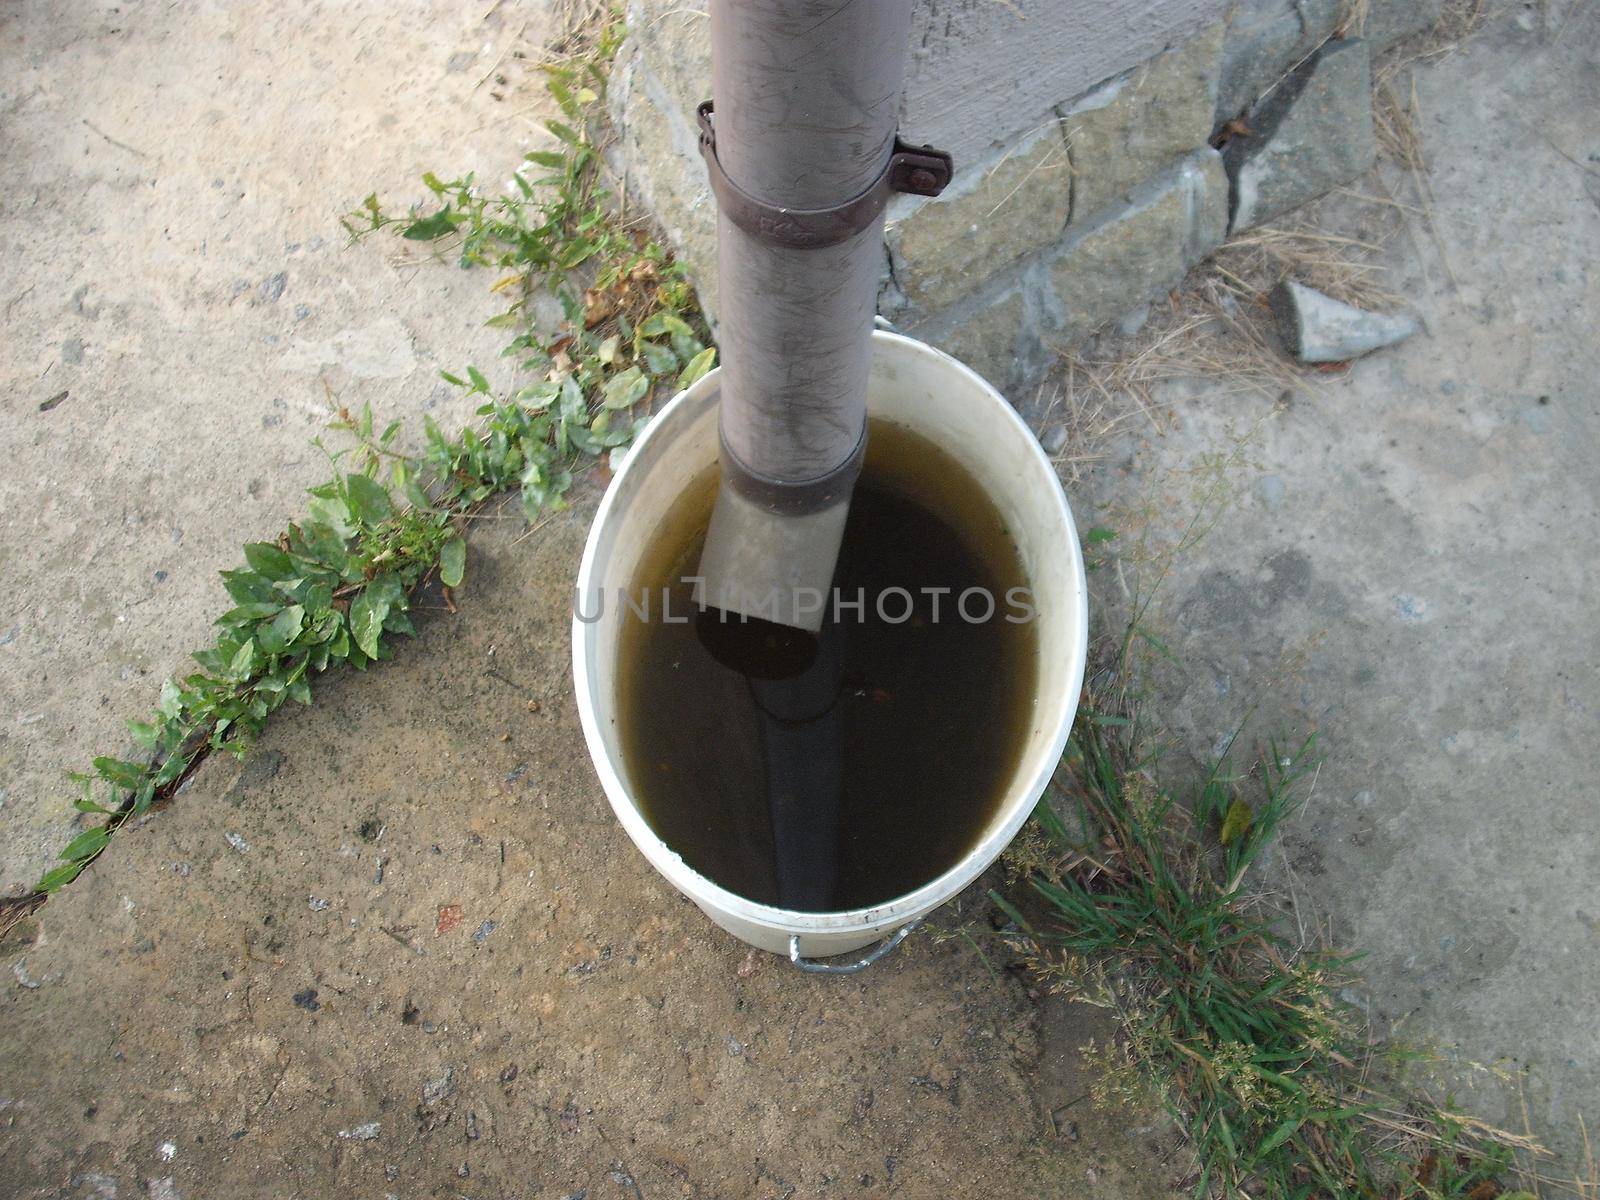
(572, 331, 1087, 963)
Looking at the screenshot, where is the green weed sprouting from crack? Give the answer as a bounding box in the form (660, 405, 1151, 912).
(2, 8, 714, 920)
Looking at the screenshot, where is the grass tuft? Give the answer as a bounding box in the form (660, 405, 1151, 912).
(1000, 700, 1543, 1197)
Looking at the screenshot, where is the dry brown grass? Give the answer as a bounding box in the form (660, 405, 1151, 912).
(1338, 0, 1374, 37)
(1434, 0, 1498, 46)
(1034, 213, 1401, 482)
(1369, 0, 1501, 219)
(549, 0, 615, 55)
(1032, 319, 1204, 487)
(0, 892, 46, 944)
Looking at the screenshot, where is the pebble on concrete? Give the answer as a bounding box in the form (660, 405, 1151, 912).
(422, 1067, 455, 1107)
(1270, 280, 1419, 362)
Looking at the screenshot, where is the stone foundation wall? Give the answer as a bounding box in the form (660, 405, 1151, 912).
(609, 0, 1440, 398)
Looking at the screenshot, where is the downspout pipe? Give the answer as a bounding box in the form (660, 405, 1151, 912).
(693, 0, 929, 633)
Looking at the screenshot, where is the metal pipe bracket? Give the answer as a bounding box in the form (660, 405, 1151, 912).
(696, 100, 952, 250)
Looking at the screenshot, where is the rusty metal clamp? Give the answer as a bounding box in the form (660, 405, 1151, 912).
(697, 100, 952, 250)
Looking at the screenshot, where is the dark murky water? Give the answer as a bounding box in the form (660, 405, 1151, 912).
(617, 420, 1039, 911)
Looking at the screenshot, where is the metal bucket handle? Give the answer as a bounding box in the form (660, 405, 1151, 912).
(787, 918, 922, 975)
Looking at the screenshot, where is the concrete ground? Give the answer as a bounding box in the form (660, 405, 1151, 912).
(0, 497, 1186, 1198)
(0, 0, 559, 893)
(1070, 0, 1600, 1170)
(2, 0, 1598, 1194)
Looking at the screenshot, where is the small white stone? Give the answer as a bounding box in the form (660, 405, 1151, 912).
(422, 1068, 455, 1107)
(157, 1141, 176, 1162)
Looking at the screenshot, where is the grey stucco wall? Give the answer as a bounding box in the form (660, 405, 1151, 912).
(901, 0, 1231, 162)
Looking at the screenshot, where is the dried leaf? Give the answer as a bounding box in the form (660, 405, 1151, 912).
(1219, 798, 1253, 846)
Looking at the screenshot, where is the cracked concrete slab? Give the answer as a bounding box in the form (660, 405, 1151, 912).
(0, 1, 571, 894)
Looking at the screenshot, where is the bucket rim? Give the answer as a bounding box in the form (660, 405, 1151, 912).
(571, 330, 1088, 936)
